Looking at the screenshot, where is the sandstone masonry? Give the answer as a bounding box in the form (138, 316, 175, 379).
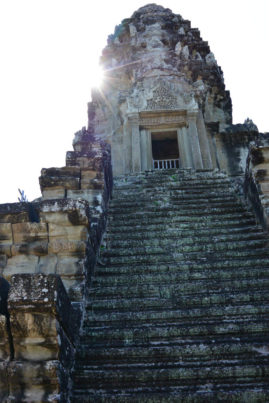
(0, 3, 269, 402)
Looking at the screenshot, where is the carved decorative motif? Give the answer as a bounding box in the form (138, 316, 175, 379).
(146, 85, 178, 110)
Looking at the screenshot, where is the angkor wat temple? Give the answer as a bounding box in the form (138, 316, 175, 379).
(1, 4, 269, 402)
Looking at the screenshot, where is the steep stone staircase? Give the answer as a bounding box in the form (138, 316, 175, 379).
(72, 169, 269, 402)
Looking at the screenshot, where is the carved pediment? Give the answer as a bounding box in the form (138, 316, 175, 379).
(146, 85, 178, 111)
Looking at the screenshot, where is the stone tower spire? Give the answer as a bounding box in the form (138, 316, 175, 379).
(85, 3, 232, 175)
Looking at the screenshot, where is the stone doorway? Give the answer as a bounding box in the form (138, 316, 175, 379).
(151, 131, 180, 169)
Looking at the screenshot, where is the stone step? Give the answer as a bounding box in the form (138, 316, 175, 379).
(87, 290, 269, 313)
(88, 277, 269, 300)
(107, 213, 255, 229)
(94, 257, 269, 278)
(113, 182, 233, 192)
(72, 363, 269, 391)
(109, 208, 253, 220)
(81, 318, 269, 346)
(101, 238, 268, 258)
(71, 384, 269, 403)
(112, 192, 239, 203)
(114, 168, 224, 178)
(84, 304, 269, 328)
(75, 339, 268, 366)
(113, 179, 233, 189)
(114, 170, 227, 181)
(108, 205, 249, 219)
(93, 264, 269, 287)
(101, 247, 269, 266)
(109, 199, 244, 211)
(111, 193, 241, 204)
(105, 231, 268, 249)
(112, 185, 235, 198)
(114, 175, 231, 185)
(106, 220, 258, 234)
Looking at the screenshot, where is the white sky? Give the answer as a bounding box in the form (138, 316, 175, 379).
(0, 0, 268, 203)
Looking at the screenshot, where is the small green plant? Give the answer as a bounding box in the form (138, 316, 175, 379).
(171, 175, 177, 182)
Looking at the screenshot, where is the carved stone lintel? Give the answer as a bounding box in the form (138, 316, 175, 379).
(128, 110, 187, 129)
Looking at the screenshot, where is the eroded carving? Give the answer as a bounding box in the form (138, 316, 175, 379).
(146, 85, 178, 110)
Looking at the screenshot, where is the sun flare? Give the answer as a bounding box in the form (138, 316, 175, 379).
(90, 65, 104, 89)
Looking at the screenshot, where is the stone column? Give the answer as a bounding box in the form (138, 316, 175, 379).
(123, 124, 132, 174)
(176, 129, 185, 167)
(187, 112, 203, 169)
(182, 126, 194, 168)
(196, 110, 213, 169)
(129, 114, 141, 173)
(146, 131, 153, 169)
(177, 127, 194, 168)
(140, 129, 148, 171)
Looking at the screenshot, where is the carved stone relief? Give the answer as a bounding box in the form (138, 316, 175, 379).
(146, 85, 178, 110)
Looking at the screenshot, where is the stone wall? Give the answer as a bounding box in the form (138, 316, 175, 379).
(0, 129, 112, 401)
(244, 142, 269, 229)
(213, 120, 260, 177)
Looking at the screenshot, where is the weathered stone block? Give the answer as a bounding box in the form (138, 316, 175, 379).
(81, 169, 97, 181)
(66, 151, 104, 170)
(56, 256, 84, 276)
(0, 203, 30, 224)
(260, 182, 269, 195)
(251, 146, 269, 165)
(0, 361, 9, 401)
(3, 255, 39, 279)
(38, 255, 57, 275)
(41, 167, 81, 178)
(48, 239, 86, 256)
(39, 211, 73, 226)
(6, 360, 64, 402)
(12, 222, 48, 244)
(8, 273, 79, 344)
(39, 167, 81, 193)
(48, 223, 88, 241)
(0, 244, 12, 258)
(61, 276, 84, 301)
(81, 178, 104, 190)
(42, 188, 66, 199)
(0, 223, 13, 244)
(0, 254, 7, 270)
(11, 312, 60, 361)
(0, 316, 9, 360)
(67, 189, 102, 204)
(42, 177, 80, 190)
(39, 199, 90, 226)
(11, 241, 48, 257)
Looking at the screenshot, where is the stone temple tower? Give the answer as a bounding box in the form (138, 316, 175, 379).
(87, 4, 232, 176)
(2, 4, 269, 402)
